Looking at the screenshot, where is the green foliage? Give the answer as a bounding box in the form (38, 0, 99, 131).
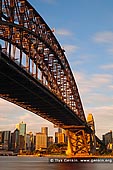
(47, 142, 67, 154)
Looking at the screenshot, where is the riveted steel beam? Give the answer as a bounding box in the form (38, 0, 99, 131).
(0, 0, 86, 122)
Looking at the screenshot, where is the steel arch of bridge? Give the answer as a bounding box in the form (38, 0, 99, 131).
(0, 0, 86, 122)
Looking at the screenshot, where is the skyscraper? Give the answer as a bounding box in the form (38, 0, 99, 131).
(11, 129, 19, 152)
(56, 128, 68, 143)
(103, 131, 112, 146)
(41, 127, 48, 136)
(18, 121, 26, 136)
(29, 132, 34, 151)
(55, 132, 65, 143)
(26, 134, 31, 151)
(16, 121, 26, 151)
(2, 131, 11, 150)
(48, 136, 54, 147)
(36, 133, 47, 150)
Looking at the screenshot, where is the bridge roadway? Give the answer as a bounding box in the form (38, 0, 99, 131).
(0, 50, 91, 133)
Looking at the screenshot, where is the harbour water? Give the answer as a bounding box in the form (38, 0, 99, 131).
(0, 156, 113, 170)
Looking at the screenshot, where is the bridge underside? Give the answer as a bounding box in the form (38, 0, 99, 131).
(0, 52, 88, 129)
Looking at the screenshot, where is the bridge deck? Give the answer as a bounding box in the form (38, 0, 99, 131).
(0, 51, 91, 132)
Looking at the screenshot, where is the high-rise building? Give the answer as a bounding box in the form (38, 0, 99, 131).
(55, 132, 65, 143)
(36, 133, 47, 150)
(48, 136, 54, 147)
(19, 135, 25, 151)
(18, 121, 26, 136)
(55, 128, 68, 143)
(103, 131, 113, 151)
(16, 121, 26, 151)
(11, 129, 19, 152)
(16, 124, 19, 130)
(34, 135, 36, 150)
(103, 131, 112, 145)
(2, 131, 11, 150)
(26, 134, 31, 151)
(41, 127, 48, 136)
(29, 132, 34, 151)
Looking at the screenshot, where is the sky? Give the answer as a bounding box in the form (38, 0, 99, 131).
(0, 0, 113, 139)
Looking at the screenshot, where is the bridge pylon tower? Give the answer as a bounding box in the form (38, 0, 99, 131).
(87, 113, 96, 154)
(63, 114, 96, 156)
(62, 126, 91, 156)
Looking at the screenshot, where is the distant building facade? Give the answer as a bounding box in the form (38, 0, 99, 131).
(2, 131, 11, 150)
(11, 129, 19, 152)
(48, 136, 54, 147)
(28, 132, 34, 151)
(41, 127, 48, 136)
(36, 133, 47, 150)
(103, 131, 112, 145)
(55, 132, 65, 143)
(26, 134, 31, 151)
(16, 121, 26, 151)
(55, 128, 68, 144)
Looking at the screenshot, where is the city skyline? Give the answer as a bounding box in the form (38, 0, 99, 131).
(0, 122, 69, 154)
(0, 121, 66, 141)
(0, 0, 113, 139)
(0, 120, 112, 142)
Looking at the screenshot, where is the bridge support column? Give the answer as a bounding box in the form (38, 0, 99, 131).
(66, 127, 90, 156)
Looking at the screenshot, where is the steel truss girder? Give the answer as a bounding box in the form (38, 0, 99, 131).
(0, 0, 86, 122)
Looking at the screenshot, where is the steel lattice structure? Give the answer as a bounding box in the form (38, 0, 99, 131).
(0, 0, 86, 122)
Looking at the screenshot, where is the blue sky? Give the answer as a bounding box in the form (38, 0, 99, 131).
(0, 0, 113, 139)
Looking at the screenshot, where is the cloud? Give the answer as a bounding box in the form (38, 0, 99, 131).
(107, 46, 113, 55)
(74, 71, 113, 138)
(92, 31, 113, 56)
(18, 112, 51, 126)
(109, 85, 113, 89)
(0, 98, 18, 114)
(0, 114, 9, 122)
(84, 93, 112, 108)
(63, 44, 79, 55)
(55, 29, 72, 36)
(0, 98, 54, 134)
(93, 31, 113, 44)
(74, 72, 113, 108)
(1, 68, 113, 138)
(18, 112, 54, 134)
(85, 106, 113, 138)
(91, 74, 112, 85)
(100, 64, 113, 70)
(70, 53, 97, 68)
(75, 72, 112, 92)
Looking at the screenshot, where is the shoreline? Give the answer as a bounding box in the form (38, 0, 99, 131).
(17, 154, 113, 158)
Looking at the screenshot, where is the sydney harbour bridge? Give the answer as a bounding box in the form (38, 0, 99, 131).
(0, 0, 104, 155)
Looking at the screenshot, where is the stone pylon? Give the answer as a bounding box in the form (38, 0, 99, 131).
(87, 113, 96, 154)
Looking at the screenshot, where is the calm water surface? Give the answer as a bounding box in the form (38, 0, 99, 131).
(0, 156, 113, 170)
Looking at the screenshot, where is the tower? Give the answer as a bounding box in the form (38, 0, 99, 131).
(17, 121, 26, 151)
(18, 121, 26, 136)
(87, 113, 96, 154)
(41, 127, 48, 136)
